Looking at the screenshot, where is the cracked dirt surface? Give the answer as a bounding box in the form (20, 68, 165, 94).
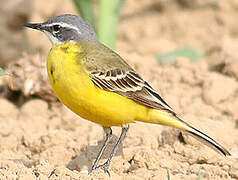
(0, 0, 238, 179)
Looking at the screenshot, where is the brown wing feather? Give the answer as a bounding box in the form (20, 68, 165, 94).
(90, 68, 175, 115)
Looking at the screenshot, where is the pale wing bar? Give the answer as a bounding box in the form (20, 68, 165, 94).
(90, 69, 175, 114)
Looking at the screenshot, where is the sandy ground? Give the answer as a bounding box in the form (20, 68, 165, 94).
(1, 0, 238, 179)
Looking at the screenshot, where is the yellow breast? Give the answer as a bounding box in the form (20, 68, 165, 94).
(46, 42, 148, 127)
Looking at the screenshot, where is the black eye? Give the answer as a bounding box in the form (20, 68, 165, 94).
(53, 25, 61, 32)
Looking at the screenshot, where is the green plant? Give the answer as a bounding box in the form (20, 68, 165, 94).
(197, 170, 207, 180)
(72, 0, 124, 50)
(167, 169, 171, 180)
(0, 68, 5, 76)
(72, 0, 95, 27)
(156, 47, 203, 63)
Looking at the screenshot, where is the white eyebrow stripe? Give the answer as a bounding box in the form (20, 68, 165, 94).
(44, 22, 81, 34)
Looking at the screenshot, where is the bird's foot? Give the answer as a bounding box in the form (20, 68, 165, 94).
(88, 161, 110, 176)
(96, 161, 110, 176)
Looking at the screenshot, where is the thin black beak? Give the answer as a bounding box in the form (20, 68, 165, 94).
(23, 23, 43, 30)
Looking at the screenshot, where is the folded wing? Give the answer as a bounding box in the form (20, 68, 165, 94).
(90, 68, 175, 114)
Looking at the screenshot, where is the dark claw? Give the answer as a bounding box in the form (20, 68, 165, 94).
(97, 162, 110, 176)
(88, 168, 93, 175)
(88, 161, 111, 176)
(88, 126, 129, 176)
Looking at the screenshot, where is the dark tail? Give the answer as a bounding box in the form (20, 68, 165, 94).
(180, 118, 231, 156)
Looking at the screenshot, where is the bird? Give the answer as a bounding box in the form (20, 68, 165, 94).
(24, 14, 230, 175)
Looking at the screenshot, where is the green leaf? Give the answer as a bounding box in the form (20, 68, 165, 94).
(0, 68, 5, 76)
(72, 0, 124, 50)
(197, 170, 207, 180)
(98, 0, 125, 49)
(167, 169, 171, 180)
(72, 0, 95, 28)
(156, 47, 203, 63)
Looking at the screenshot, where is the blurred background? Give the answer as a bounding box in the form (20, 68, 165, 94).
(2, 0, 238, 66)
(0, 0, 238, 179)
(1, 0, 238, 104)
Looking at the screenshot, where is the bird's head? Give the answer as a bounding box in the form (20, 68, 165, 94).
(24, 14, 98, 44)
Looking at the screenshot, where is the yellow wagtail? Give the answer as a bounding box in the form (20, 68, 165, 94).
(24, 14, 230, 174)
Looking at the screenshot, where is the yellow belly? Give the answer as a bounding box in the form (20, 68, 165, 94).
(47, 43, 148, 127)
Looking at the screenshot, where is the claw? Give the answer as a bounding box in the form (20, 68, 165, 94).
(88, 161, 111, 176)
(97, 162, 110, 176)
(88, 168, 94, 175)
(88, 126, 129, 176)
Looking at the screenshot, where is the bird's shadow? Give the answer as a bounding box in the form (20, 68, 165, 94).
(66, 133, 124, 172)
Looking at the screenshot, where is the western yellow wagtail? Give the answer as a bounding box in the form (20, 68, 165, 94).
(24, 14, 230, 174)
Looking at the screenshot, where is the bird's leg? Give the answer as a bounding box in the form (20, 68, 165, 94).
(97, 125, 130, 175)
(88, 127, 112, 175)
